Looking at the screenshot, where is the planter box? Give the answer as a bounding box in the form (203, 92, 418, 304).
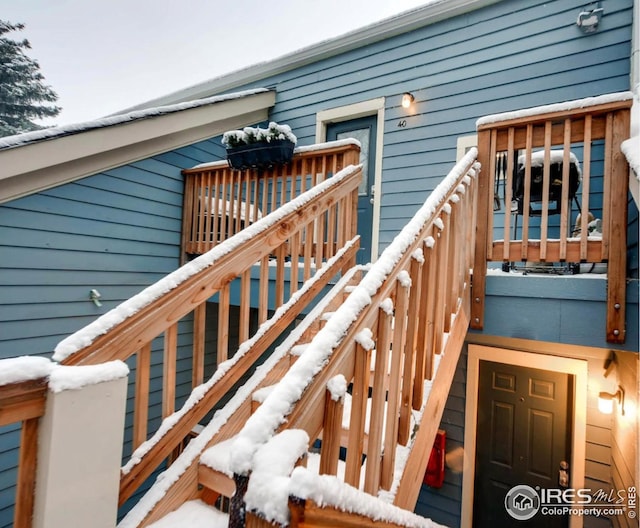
(226, 140, 295, 171)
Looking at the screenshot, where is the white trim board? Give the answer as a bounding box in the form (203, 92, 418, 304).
(315, 98, 385, 263)
(461, 344, 588, 528)
(0, 91, 275, 204)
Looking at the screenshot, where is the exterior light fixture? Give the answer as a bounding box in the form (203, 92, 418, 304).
(598, 386, 624, 415)
(402, 92, 415, 109)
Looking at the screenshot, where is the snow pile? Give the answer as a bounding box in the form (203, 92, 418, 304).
(244, 429, 310, 524)
(48, 360, 129, 393)
(0, 356, 53, 386)
(53, 163, 361, 363)
(476, 91, 633, 127)
(0, 356, 127, 393)
(327, 374, 348, 401)
(289, 468, 446, 528)
(146, 500, 228, 528)
(0, 88, 270, 150)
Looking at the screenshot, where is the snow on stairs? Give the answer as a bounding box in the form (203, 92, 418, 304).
(135, 267, 365, 526)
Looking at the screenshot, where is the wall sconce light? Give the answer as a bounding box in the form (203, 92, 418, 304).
(576, 4, 603, 33)
(598, 386, 625, 415)
(402, 92, 415, 109)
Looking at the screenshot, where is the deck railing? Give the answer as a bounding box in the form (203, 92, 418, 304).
(50, 143, 362, 507)
(472, 93, 633, 343)
(181, 140, 361, 267)
(0, 359, 49, 528)
(227, 149, 479, 525)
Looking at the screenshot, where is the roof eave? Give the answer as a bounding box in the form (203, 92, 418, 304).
(0, 90, 276, 204)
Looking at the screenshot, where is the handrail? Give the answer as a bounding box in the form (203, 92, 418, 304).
(0, 357, 51, 528)
(227, 150, 479, 524)
(50, 145, 362, 506)
(472, 92, 632, 343)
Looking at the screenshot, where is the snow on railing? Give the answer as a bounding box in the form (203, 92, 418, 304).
(225, 149, 479, 525)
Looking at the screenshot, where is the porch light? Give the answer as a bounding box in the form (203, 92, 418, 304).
(598, 386, 624, 415)
(402, 92, 415, 108)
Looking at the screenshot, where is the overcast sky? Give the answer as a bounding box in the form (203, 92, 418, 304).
(2, 0, 430, 126)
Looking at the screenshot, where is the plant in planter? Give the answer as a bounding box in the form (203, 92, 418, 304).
(222, 122, 297, 170)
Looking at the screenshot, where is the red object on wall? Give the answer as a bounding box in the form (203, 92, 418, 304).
(424, 429, 446, 488)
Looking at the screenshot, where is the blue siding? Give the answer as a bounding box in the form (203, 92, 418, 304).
(0, 138, 225, 528)
(215, 0, 631, 252)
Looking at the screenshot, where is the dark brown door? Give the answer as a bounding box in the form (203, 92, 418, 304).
(473, 360, 572, 527)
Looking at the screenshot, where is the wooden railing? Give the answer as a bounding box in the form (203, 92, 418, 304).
(227, 149, 479, 524)
(181, 140, 361, 266)
(472, 93, 633, 344)
(0, 360, 49, 528)
(51, 144, 362, 507)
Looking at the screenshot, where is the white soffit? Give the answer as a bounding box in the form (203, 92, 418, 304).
(0, 90, 275, 204)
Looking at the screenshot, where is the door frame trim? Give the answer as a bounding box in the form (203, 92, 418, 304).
(315, 98, 385, 263)
(461, 344, 588, 528)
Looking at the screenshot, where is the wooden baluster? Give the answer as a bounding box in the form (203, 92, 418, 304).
(413, 237, 434, 409)
(444, 202, 457, 333)
(381, 276, 409, 490)
(319, 383, 345, 476)
(502, 128, 515, 261)
(239, 270, 251, 343)
(486, 129, 497, 261)
(204, 172, 214, 253)
(290, 231, 301, 295)
(163, 324, 177, 418)
(217, 282, 230, 363)
(180, 174, 196, 259)
(211, 170, 220, 247)
(521, 125, 533, 261)
(192, 304, 206, 389)
(14, 418, 38, 528)
(134, 343, 152, 447)
(579, 115, 592, 261)
(559, 119, 572, 261)
(399, 253, 422, 444)
(345, 341, 371, 488)
(432, 213, 449, 359)
(259, 255, 269, 324)
(195, 174, 206, 255)
(364, 304, 392, 494)
(539, 121, 552, 261)
(275, 243, 285, 309)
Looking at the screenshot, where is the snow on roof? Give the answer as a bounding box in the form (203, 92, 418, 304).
(52, 164, 360, 363)
(0, 88, 270, 151)
(476, 91, 634, 127)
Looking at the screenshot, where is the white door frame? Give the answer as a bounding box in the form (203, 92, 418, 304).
(462, 344, 588, 528)
(315, 98, 385, 263)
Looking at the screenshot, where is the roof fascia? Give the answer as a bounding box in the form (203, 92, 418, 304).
(0, 90, 275, 204)
(123, 0, 502, 110)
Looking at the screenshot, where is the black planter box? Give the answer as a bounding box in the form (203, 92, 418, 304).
(226, 140, 295, 171)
